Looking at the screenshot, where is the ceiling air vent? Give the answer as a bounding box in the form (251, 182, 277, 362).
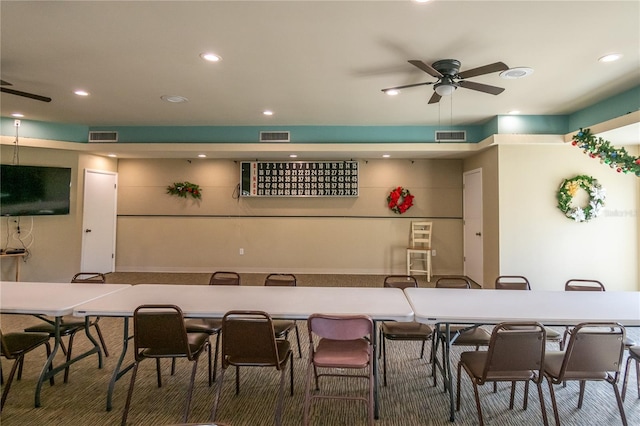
(88, 131, 118, 143)
(435, 130, 466, 142)
(259, 131, 290, 143)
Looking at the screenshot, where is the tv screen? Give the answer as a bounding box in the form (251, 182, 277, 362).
(0, 164, 72, 216)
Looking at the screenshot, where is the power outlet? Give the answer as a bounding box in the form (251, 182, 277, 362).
(432, 249, 437, 257)
(239, 248, 244, 255)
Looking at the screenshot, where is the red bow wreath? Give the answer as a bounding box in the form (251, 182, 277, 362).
(387, 186, 414, 214)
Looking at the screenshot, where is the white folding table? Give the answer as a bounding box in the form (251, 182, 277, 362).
(0, 281, 131, 407)
(73, 284, 415, 416)
(404, 287, 640, 422)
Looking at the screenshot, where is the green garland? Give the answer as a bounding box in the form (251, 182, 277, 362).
(557, 175, 605, 222)
(571, 128, 640, 176)
(166, 181, 202, 199)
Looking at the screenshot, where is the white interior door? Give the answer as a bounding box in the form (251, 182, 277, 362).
(81, 169, 117, 273)
(463, 169, 483, 286)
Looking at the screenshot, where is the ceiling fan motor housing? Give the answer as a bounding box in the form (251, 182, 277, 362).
(432, 59, 461, 77)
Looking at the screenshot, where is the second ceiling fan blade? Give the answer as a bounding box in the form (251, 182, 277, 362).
(408, 60, 443, 78)
(458, 80, 505, 95)
(0, 87, 52, 102)
(457, 62, 508, 79)
(381, 81, 434, 92)
(428, 92, 442, 104)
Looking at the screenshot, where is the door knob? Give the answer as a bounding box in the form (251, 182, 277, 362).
(85, 229, 92, 233)
(475, 232, 481, 236)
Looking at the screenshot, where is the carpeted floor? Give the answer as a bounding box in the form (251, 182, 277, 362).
(1, 273, 638, 425)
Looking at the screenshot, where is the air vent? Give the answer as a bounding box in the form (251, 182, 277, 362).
(259, 131, 290, 143)
(435, 130, 466, 142)
(88, 131, 118, 143)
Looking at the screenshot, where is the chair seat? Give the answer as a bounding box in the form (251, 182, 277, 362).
(2, 332, 51, 356)
(382, 321, 433, 339)
(142, 332, 210, 358)
(624, 337, 636, 347)
(544, 351, 609, 380)
(272, 319, 296, 337)
(439, 325, 491, 345)
(184, 318, 222, 335)
(24, 320, 84, 335)
(460, 350, 536, 381)
(629, 346, 640, 359)
(314, 338, 370, 368)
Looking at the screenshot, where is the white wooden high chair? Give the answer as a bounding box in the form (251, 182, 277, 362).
(406, 221, 433, 282)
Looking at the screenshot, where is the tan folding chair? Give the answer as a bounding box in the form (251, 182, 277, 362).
(23, 272, 108, 383)
(456, 322, 549, 426)
(406, 221, 433, 282)
(380, 275, 433, 386)
(1, 330, 54, 411)
(303, 313, 374, 426)
(183, 271, 240, 383)
(544, 322, 627, 426)
(121, 305, 210, 426)
(211, 310, 293, 426)
(264, 273, 302, 357)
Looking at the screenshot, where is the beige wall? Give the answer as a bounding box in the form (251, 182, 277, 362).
(497, 140, 639, 291)
(115, 158, 464, 275)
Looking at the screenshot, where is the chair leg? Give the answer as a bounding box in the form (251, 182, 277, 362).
(120, 361, 139, 426)
(546, 379, 561, 426)
(16, 357, 24, 381)
(156, 358, 162, 387)
(235, 365, 240, 395)
(419, 339, 426, 358)
(523, 380, 529, 410)
(294, 323, 302, 358)
(211, 366, 226, 423)
(471, 381, 485, 426)
(455, 362, 463, 411)
(382, 335, 388, 387)
(171, 358, 176, 375)
(93, 322, 109, 357)
(509, 381, 516, 409)
(289, 351, 294, 396)
(212, 332, 221, 383)
(536, 381, 549, 426)
(0, 356, 22, 411)
(621, 355, 637, 401)
(207, 338, 213, 387)
(612, 381, 628, 426)
(368, 360, 374, 426)
(275, 364, 286, 426)
(577, 380, 585, 408)
(182, 358, 199, 423)
(303, 356, 314, 426)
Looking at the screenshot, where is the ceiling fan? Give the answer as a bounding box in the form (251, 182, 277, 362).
(382, 59, 509, 104)
(1, 80, 52, 102)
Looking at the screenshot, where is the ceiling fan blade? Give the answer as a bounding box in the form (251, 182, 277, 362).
(408, 60, 443, 78)
(457, 62, 508, 79)
(0, 80, 14, 86)
(458, 80, 505, 95)
(428, 92, 442, 104)
(0, 87, 52, 102)
(381, 81, 434, 92)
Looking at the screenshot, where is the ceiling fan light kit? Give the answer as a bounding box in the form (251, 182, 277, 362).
(382, 58, 509, 104)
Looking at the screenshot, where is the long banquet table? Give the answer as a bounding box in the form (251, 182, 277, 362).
(0, 281, 131, 407)
(404, 287, 640, 422)
(73, 284, 415, 416)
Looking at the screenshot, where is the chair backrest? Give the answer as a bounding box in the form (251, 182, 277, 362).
(435, 276, 471, 289)
(558, 322, 625, 380)
(71, 272, 106, 284)
(221, 310, 283, 369)
(209, 271, 241, 286)
(307, 313, 373, 341)
(264, 273, 297, 287)
(409, 221, 432, 248)
(480, 322, 546, 383)
(495, 275, 531, 290)
(133, 305, 192, 361)
(383, 275, 418, 290)
(565, 279, 605, 291)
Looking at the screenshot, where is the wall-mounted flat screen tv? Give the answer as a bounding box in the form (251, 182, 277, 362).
(1, 164, 72, 216)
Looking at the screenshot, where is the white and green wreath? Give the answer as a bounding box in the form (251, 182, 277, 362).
(556, 175, 606, 222)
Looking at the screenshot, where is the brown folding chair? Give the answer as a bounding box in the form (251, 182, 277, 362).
(544, 322, 627, 426)
(622, 346, 640, 401)
(211, 310, 293, 426)
(183, 271, 240, 383)
(432, 276, 491, 387)
(1, 330, 54, 411)
(23, 272, 108, 383)
(303, 313, 374, 426)
(456, 322, 549, 426)
(264, 273, 302, 357)
(121, 305, 210, 426)
(380, 275, 433, 386)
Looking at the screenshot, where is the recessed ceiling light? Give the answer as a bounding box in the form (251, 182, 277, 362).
(107, 153, 117, 158)
(74, 90, 89, 96)
(382, 154, 391, 158)
(263, 110, 274, 116)
(11, 113, 24, 118)
(500, 67, 534, 79)
(598, 53, 622, 63)
(385, 89, 399, 96)
(508, 110, 521, 115)
(289, 154, 298, 158)
(161, 95, 188, 103)
(200, 52, 222, 62)
(414, 0, 431, 3)
(198, 154, 207, 158)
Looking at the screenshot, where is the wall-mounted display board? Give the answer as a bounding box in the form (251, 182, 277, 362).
(240, 161, 359, 197)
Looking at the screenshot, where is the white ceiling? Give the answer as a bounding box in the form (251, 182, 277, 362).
(1, 0, 639, 158)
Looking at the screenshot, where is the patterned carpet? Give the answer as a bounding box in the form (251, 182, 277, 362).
(1, 273, 638, 425)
